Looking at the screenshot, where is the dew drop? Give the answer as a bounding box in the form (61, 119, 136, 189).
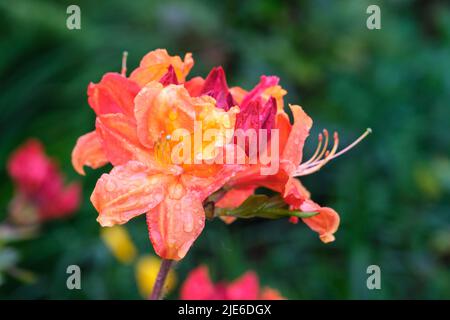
(168, 183, 185, 200)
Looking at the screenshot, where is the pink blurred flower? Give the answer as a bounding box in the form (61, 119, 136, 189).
(7, 139, 81, 223)
(180, 265, 284, 300)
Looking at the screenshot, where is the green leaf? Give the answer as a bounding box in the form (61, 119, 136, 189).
(214, 194, 318, 220)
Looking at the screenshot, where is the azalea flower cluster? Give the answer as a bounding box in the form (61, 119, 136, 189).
(181, 266, 283, 300)
(72, 49, 369, 261)
(7, 139, 80, 225)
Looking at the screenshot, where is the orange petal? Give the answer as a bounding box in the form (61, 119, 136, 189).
(259, 287, 285, 300)
(96, 113, 151, 166)
(184, 76, 205, 97)
(72, 131, 108, 175)
(91, 161, 167, 227)
(275, 111, 292, 150)
(146, 192, 205, 260)
(300, 199, 340, 243)
(283, 177, 311, 207)
(262, 85, 287, 111)
(181, 162, 245, 201)
(87, 73, 140, 118)
(229, 86, 248, 105)
(134, 82, 195, 148)
(130, 49, 194, 86)
(281, 105, 312, 173)
(215, 186, 256, 209)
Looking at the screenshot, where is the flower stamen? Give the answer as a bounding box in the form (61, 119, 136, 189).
(295, 128, 371, 176)
(302, 132, 323, 165)
(121, 51, 128, 77)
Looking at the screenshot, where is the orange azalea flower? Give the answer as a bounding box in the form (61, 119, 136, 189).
(72, 50, 241, 260)
(180, 265, 284, 300)
(73, 48, 368, 262)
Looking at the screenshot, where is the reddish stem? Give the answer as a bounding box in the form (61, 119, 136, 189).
(149, 259, 173, 300)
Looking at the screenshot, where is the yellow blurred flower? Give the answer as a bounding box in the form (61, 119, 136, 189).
(100, 225, 137, 264)
(135, 255, 176, 298)
(414, 164, 441, 200)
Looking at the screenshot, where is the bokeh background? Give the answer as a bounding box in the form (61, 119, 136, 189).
(1, 0, 450, 299)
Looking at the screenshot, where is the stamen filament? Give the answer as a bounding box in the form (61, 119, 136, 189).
(121, 51, 128, 77)
(315, 129, 329, 162)
(302, 133, 323, 165)
(295, 128, 371, 176)
(327, 128, 371, 161)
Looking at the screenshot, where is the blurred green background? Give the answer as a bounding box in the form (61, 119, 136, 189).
(1, 0, 450, 299)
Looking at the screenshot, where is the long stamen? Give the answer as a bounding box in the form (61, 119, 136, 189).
(302, 133, 323, 165)
(314, 129, 329, 162)
(296, 131, 339, 176)
(327, 128, 371, 161)
(295, 128, 371, 176)
(121, 51, 128, 76)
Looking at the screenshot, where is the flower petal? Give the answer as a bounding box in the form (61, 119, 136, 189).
(180, 266, 216, 300)
(240, 75, 280, 108)
(226, 271, 260, 300)
(215, 186, 256, 209)
(7, 139, 51, 195)
(184, 76, 205, 97)
(282, 177, 311, 207)
(281, 105, 312, 172)
(38, 182, 81, 220)
(88, 73, 140, 117)
(275, 111, 291, 149)
(72, 131, 108, 175)
(159, 65, 179, 86)
(259, 287, 285, 300)
(134, 82, 196, 148)
(146, 192, 205, 260)
(91, 161, 167, 227)
(229, 86, 248, 105)
(200, 66, 235, 110)
(299, 199, 340, 243)
(96, 113, 151, 166)
(130, 49, 194, 86)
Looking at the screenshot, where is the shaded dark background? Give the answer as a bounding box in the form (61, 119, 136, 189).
(1, 0, 449, 299)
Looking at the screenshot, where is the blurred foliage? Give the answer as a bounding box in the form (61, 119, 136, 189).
(0, 0, 449, 299)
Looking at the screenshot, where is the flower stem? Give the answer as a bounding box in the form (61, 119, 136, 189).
(149, 259, 173, 300)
